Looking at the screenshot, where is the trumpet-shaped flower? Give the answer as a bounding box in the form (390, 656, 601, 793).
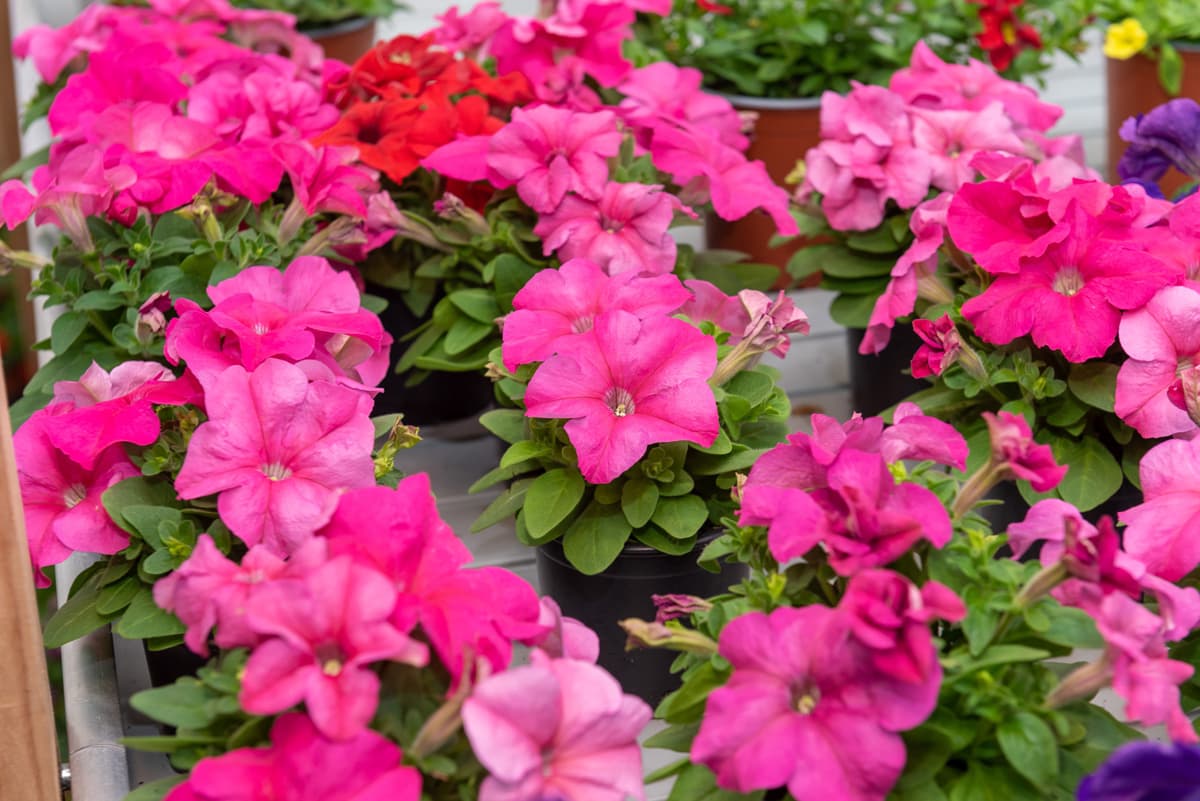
(174, 359, 375, 554)
(523, 311, 719, 484)
(533, 182, 681, 276)
(14, 404, 140, 587)
(1121, 436, 1200, 581)
(982, 411, 1066, 491)
(463, 652, 650, 801)
(501, 258, 691, 370)
(1117, 98, 1200, 189)
(1078, 741, 1200, 801)
(1115, 285, 1200, 437)
(241, 555, 429, 741)
(691, 606, 912, 801)
(163, 713, 422, 801)
(910, 103, 1026, 191)
(910, 315, 963, 378)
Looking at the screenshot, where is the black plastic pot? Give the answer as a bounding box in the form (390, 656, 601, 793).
(536, 531, 748, 706)
(847, 326, 927, 417)
(368, 282, 495, 426)
(144, 643, 206, 689)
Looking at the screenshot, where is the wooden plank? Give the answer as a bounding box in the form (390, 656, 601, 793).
(0, 349, 61, 801)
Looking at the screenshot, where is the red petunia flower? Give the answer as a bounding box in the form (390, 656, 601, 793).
(972, 0, 1042, 72)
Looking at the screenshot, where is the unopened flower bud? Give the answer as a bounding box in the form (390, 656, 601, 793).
(652, 594, 712, 624)
(1044, 654, 1112, 709)
(135, 291, 172, 343)
(619, 618, 718, 655)
(434, 193, 490, 238)
(1167, 365, 1200, 427)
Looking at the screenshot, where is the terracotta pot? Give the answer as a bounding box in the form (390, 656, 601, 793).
(1106, 43, 1200, 196)
(302, 16, 377, 64)
(705, 95, 822, 287)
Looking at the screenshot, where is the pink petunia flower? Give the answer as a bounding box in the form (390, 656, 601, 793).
(909, 315, 963, 379)
(174, 359, 376, 554)
(616, 62, 747, 152)
(909, 103, 1026, 191)
(1121, 436, 1200, 582)
(240, 552, 429, 741)
(463, 652, 651, 801)
(736, 290, 811, 358)
(14, 404, 140, 587)
(433, 2, 507, 54)
(533, 182, 682, 276)
(488, 106, 623, 213)
(1115, 285, 1200, 438)
(523, 310, 719, 483)
(691, 606, 915, 801)
(163, 713, 422, 801)
(500, 258, 691, 370)
(521, 597, 600, 663)
(982, 411, 1066, 492)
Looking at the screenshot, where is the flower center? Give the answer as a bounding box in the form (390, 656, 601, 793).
(253, 321, 270, 335)
(792, 686, 820, 715)
(261, 462, 293, 481)
(315, 643, 345, 676)
(571, 315, 594, 334)
(62, 483, 87, 509)
(603, 387, 635, 417)
(1052, 266, 1085, 296)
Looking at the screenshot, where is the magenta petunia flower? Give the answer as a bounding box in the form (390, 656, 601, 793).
(14, 404, 140, 587)
(1115, 285, 1200, 438)
(163, 713, 422, 801)
(463, 652, 651, 801)
(533, 182, 681, 276)
(616, 62, 747, 152)
(981, 411, 1066, 492)
(488, 105, 623, 213)
(962, 201, 1179, 362)
(523, 310, 719, 483)
(521, 597, 600, 663)
(691, 606, 911, 801)
(240, 554, 429, 741)
(174, 359, 376, 554)
(909, 315, 962, 379)
(500, 258, 691, 370)
(1121, 437, 1200, 582)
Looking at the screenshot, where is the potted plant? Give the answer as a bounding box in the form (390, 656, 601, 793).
(631, 0, 1095, 272)
(1099, 1, 1200, 192)
(468, 259, 807, 702)
(230, 0, 402, 62)
(624, 401, 1200, 800)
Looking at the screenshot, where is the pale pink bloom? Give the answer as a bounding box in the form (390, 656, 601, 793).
(501, 258, 691, 370)
(488, 2, 633, 92)
(433, 2, 507, 53)
(982, 411, 1066, 491)
(163, 713, 422, 801)
(889, 41, 1062, 134)
(678, 279, 749, 336)
(737, 290, 810, 357)
(534, 182, 682, 276)
(13, 4, 126, 83)
(153, 534, 287, 655)
(1121, 436, 1200, 581)
(692, 606, 912, 801)
(1148, 193, 1200, 285)
(882, 402, 970, 468)
(859, 193, 951, 355)
(489, 106, 623, 213)
(523, 310, 719, 483)
(241, 553, 429, 740)
(1115, 285, 1200, 438)
(47, 361, 200, 470)
(617, 62, 747, 151)
(274, 142, 378, 241)
(174, 359, 375, 554)
(14, 405, 139, 587)
(1007, 499, 1096, 563)
(319, 476, 545, 685)
(909, 315, 962, 378)
(521, 597, 599, 662)
(463, 652, 650, 801)
(910, 103, 1026, 191)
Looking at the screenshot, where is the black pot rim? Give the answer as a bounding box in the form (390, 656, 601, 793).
(298, 15, 376, 36)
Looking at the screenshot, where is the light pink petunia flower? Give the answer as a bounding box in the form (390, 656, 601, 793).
(1115, 285, 1200, 438)
(174, 359, 376, 554)
(1120, 436, 1200, 581)
(463, 652, 651, 801)
(523, 310, 719, 484)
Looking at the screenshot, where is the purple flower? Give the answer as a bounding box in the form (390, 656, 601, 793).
(1077, 740, 1200, 801)
(1118, 99, 1200, 190)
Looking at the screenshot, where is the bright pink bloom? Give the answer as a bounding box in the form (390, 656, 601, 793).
(883, 402, 970, 469)
(163, 713, 422, 801)
(523, 311, 719, 483)
(910, 103, 1026, 191)
(188, 64, 338, 142)
(13, 4, 126, 84)
(489, 106, 622, 213)
(1115, 285, 1200, 438)
(691, 606, 912, 801)
(617, 62, 747, 152)
(1121, 436, 1200, 581)
(678, 279, 749, 336)
(48, 43, 187, 133)
(47, 361, 199, 470)
(319, 476, 544, 684)
(501, 258, 691, 370)
(240, 553, 428, 740)
(14, 405, 139, 587)
(982, 411, 1066, 491)
(522, 597, 600, 662)
(962, 201, 1178, 362)
(433, 2, 507, 53)
(533, 182, 681, 276)
(274, 142, 377, 219)
(463, 652, 650, 801)
(909, 315, 962, 379)
(174, 359, 375, 554)
(153, 534, 288, 656)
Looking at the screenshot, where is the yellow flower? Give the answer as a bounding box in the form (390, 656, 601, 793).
(1104, 18, 1149, 60)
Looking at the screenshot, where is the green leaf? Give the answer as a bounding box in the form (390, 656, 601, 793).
(1052, 437, 1123, 512)
(74, 290, 126, 311)
(1034, 604, 1103, 649)
(951, 644, 1052, 675)
(633, 526, 696, 555)
(96, 576, 142, 616)
(998, 712, 1059, 786)
(43, 572, 112, 648)
(499, 440, 550, 469)
(103, 478, 179, 533)
(561, 501, 633, 575)
(479, 409, 527, 444)
(1068, 363, 1118, 412)
(471, 480, 531, 533)
(621, 477, 659, 528)
(666, 763, 753, 801)
(948, 762, 1035, 801)
(130, 680, 219, 729)
(829, 294, 877, 329)
(644, 722, 700, 753)
(468, 459, 540, 493)
(688, 445, 766, 476)
(120, 505, 183, 545)
(1160, 42, 1183, 95)
(51, 310, 90, 354)
(651, 495, 710, 540)
(115, 588, 186, 640)
(443, 316, 493, 356)
(121, 775, 187, 801)
(490, 254, 539, 311)
(524, 468, 586, 539)
(0, 142, 50, 180)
